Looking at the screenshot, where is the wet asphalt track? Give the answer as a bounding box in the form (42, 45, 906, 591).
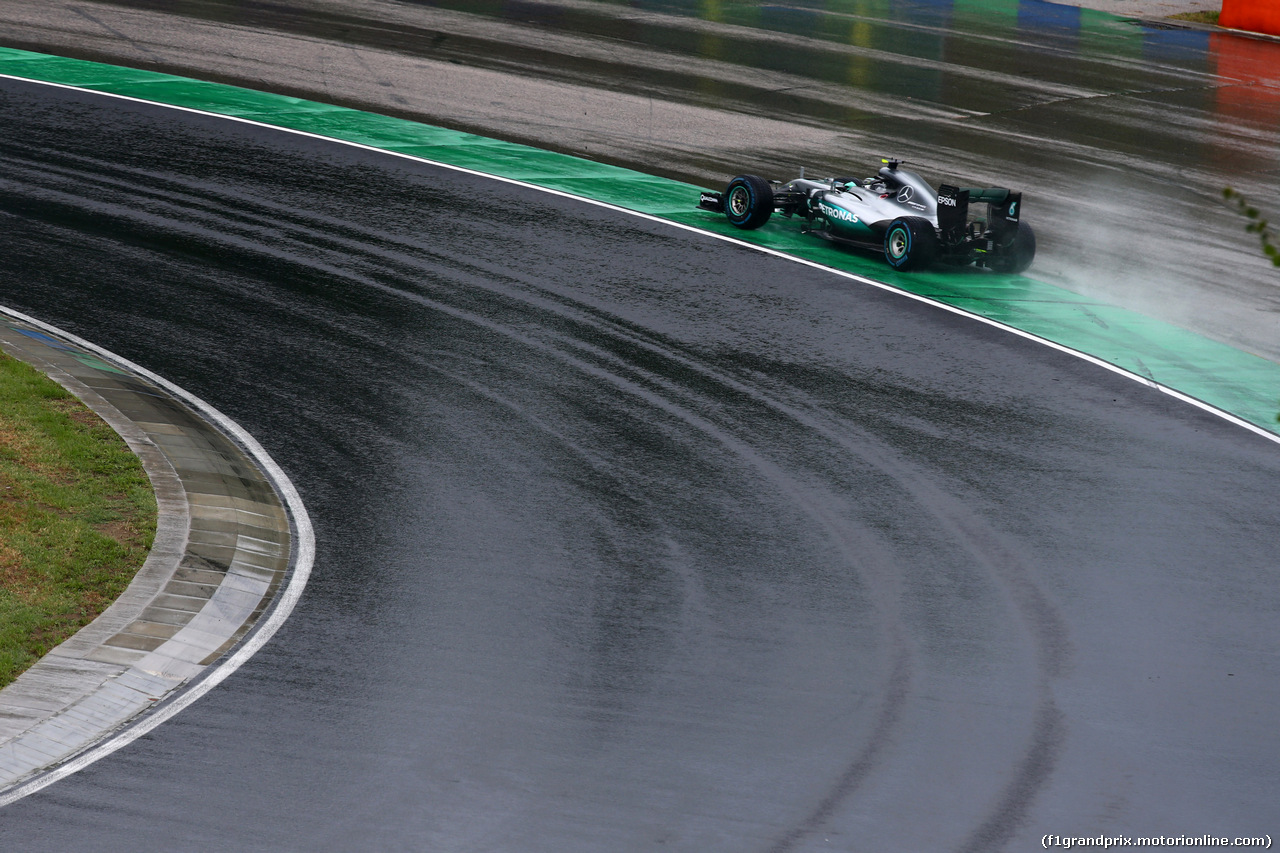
(1, 75, 1279, 851)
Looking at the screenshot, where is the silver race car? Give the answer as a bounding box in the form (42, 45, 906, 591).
(698, 159, 1035, 273)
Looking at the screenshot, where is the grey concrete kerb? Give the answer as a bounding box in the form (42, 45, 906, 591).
(0, 306, 312, 803)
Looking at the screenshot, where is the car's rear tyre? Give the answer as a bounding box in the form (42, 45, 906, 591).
(883, 217, 937, 271)
(724, 175, 773, 230)
(989, 223, 1036, 274)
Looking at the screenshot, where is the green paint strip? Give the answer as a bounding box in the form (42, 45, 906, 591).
(2, 46, 1277, 438)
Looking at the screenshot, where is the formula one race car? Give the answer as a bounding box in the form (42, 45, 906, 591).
(697, 159, 1036, 273)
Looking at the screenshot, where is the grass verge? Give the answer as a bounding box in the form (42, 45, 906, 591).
(0, 350, 156, 690)
(1170, 10, 1220, 24)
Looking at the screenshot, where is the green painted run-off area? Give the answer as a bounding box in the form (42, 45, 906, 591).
(2, 46, 1277, 438)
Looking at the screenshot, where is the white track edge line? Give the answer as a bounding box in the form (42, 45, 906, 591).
(10, 74, 1266, 443)
(0, 305, 316, 807)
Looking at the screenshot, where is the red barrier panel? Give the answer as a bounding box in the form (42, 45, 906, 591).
(1220, 0, 1280, 36)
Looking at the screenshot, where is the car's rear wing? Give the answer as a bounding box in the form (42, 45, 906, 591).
(937, 184, 1021, 242)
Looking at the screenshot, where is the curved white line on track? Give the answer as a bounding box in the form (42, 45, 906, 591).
(5, 72, 1279, 452)
(0, 307, 316, 807)
(8, 73, 1272, 448)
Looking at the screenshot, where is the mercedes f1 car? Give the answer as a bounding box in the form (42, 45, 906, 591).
(697, 159, 1035, 274)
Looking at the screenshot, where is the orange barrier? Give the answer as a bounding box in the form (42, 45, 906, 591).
(1220, 0, 1280, 36)
(1210, 32, 1280, 171)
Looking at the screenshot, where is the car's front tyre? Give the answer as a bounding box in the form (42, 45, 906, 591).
(723, 175, 773, 230)
(883, 217, 937, 271)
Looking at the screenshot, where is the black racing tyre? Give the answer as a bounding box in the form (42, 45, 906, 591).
(883, 216, 938, 271)
(989, 222, 1037, 274)
(723, 175, 773, 230)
